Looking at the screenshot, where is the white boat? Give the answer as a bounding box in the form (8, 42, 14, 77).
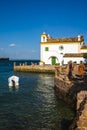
(8, 75, 19, 87)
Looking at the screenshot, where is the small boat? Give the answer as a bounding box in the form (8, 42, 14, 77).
(8, 75, 19, 87)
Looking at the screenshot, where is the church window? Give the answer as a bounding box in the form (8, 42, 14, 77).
(45, 47, 49, 51)
(59, 45, 64, 51)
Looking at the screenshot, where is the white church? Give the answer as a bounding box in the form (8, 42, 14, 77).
(40, 32, 87, 65)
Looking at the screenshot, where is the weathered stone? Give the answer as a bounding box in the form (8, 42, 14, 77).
(77, 91, 87, 100)
(54, 66, 87, 129)
(77, 120, 84, 127)
(75, 128, 84, 130)
(76, 127, 87, 130)
(84, 104, 87, 108)
(82, 119, 87, 127)
(83, 110, 87, 117)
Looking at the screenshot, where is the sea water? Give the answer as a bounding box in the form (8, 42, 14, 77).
(0, 60, 74, 130)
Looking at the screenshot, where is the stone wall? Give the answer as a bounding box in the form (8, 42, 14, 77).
(14, 62, 55, 73)
(54, 76, 87, 107)
(68, 91, 87, 130)
(54, 67, 87, 129)
(75, 91, 87, 130)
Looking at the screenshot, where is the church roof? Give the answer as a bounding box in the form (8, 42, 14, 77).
(47, 36, 84, 42)
(63, 53, 84, 57)
(81, 45, 87, 49)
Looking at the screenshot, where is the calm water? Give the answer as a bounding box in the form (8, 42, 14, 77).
(0, 60, 74, 130)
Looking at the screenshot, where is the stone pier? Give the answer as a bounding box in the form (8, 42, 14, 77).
(13, 62, 55, 73)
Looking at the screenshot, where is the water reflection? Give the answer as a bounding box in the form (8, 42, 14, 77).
(0, 61, 74, 130)
(9, 85, 19, 92)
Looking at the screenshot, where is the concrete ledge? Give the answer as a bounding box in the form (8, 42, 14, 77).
(14, 65, 55, 73)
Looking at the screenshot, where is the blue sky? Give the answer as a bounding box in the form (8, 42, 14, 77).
(0, 0, 87, 60)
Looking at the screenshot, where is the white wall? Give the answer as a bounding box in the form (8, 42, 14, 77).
(40, 42, 87, 65)
(40, 43, 80, 64)
(64, 57, 85, 64)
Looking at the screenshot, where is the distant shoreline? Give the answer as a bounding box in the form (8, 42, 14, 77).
(0, 58, 9, 61)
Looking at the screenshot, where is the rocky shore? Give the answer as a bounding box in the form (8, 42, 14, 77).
(54, 76, 87, 108)
(54, 66, 87, 130)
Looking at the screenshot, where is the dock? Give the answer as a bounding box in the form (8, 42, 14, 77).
(13, 62, 55, 73)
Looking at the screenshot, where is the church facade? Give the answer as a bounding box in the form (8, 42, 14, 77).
(40, 32, 87, 65)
